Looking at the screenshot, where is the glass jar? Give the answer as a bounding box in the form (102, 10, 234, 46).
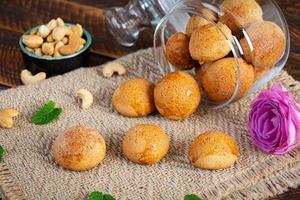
(154, 0, 290, 108)
(105, 0, 181, 47)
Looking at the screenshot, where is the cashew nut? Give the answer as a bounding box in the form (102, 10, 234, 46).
(22, 35, 43, 48)
(41, 42, 54, 56)
(71, 25, 81, 37)
(0, 108, 19, 129)
(38, 25, 51, 38)
(54, 41, 64, 57)
(20, 69, 46, 85)
(34, 48, 43, 56)
(56, 17, 64, 27)
(47, 19, 57, 31)
(80, 38, 86, 45)
(52, 26, 72, 41)
(75, 24, 83, 37)
(103, 62, 127, 78)
(59, 26, 81, 55)
(77, 44, 84, 52)
(46, 34, 54, 42)
(75, 89, 93, 109)
(62, 37, 68, 45)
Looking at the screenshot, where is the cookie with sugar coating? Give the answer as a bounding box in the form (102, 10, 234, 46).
(122, 124, 169, 165)
(220, 0, 263, 33)
(196, 57, 254, 103)
(189, 22, 232, 63)
(240, 21, 286, 70)
(189, 131, 239, 169)
(52, 126, 106, 171)
(165, 32, 197, 70)
(185, 8, 218, 37)
(154, 71, 201, 120)
(112, 78, 156, 117)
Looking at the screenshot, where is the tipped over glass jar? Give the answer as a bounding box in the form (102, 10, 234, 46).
(154, 0, 290, 108)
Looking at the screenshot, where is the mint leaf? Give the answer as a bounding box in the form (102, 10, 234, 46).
(88, 192, 116, 200)
(31, 101, 62, 125)
(103, 194, 116, 200)
(0, 145, 3, 162)
(88, 192, 103, 200)
(42, 108, 62, 124)
(184, 194, 202, 200)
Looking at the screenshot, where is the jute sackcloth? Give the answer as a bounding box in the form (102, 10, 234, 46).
(0, 48, 299, 200)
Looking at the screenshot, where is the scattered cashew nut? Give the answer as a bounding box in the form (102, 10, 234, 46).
(20, 69, 46, 85)
(0, 108, 19, 129)
(22, 35, 43, 48)
(75, 89, 93, 110)
(103, 62, 127, 78)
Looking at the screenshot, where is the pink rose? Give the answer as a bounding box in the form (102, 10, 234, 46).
(248, 84, 300, 154)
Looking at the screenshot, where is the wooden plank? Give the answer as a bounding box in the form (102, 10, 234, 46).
(67, 0, 128, 8)
(276, 0, 300, 80)
(0, 29, 23, 86)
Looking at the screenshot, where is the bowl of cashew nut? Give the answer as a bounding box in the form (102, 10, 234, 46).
(19, 17, 92, 75)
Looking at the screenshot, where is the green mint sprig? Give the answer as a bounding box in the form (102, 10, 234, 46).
(31, 100, 63, 125)
(184, 194, 202, 200)
(0, 145, 4, 162)
(88, 191, 116, 200)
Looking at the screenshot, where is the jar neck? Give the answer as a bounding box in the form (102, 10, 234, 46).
(105, 0, 179, 47)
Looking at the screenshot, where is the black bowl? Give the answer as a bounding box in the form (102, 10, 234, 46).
(19, 23, 92, 75)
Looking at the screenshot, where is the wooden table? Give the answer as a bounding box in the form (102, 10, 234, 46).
(0, 0, 299, 199)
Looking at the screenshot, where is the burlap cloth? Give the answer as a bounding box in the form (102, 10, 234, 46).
(0, 48, 299, 200)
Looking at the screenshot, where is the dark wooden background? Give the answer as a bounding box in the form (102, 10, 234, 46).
(0, 0, 299, 199)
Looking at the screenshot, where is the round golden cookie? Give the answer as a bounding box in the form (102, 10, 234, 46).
(220, 0, 263, 33)
(154, 71, 201, 120)
(254, 67, 269, 81)
(196, 57, 254, 103)
(122, 124, 169, 165)
(165, 32, 196, 70)
(185, 8, 217, 37)
(240, 21, 286, 69)
(189, 131, 239, 169)
(189, 22, 232, 63)
(112, 78, 156, 117)
(52, 126, 106, 171)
